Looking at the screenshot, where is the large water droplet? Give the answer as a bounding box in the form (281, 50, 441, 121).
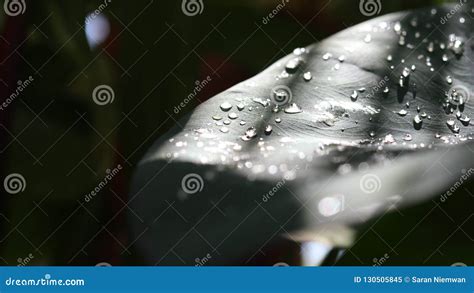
(397, 109, 408, 116)
(264, 125, 273, 135)
(413, 115, 423, 129)
(285, 58, 302, 74)
(303, 71, 312, 81)
(284, 103, 303, 114)
(220, 102, 232, 111)
(350, 90, 358, 102)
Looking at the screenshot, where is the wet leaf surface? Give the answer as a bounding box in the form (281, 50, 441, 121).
(130, 4, 474, 265)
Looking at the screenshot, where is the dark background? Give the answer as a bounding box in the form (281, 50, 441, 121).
(0, 0, 471, 266)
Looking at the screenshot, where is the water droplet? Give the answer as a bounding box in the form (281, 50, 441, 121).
(403, 134, 412, 141)
(220, 127, 229, 133)
(350, 90, 358, 102)
(284, 103, 303, 114)
(212, 115, 222, 121)
(220, 102, 232, 111)
(369, 131, 375, 138)
(442, 54, 449, 62)
(459, 115, 470, 126)
(387, 55, 393, 62)
(383, 87, 390, 94)
(448, 34, 464, 56)
(358, 87, 366, 93)
(446, 76, 453, 84)
(338, 55, 345, 62)
(275, 117, 282, 123)
(364, 34, 372, 43)
(293, 47, 306, 55)
(228, 112, 238, 119)
(322, 53, 332, 61)
(397, 109, 408, 116)
(303, 71, 312, 81)
(241, 127, 257, 141)
(240, 120, 246, 126)
(223, 119, 231, 125)
(237, 103, 245, 111)
(264, 125, 273, 135)
(285, 58, 302, 74)
(413, 115, 423, 129)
